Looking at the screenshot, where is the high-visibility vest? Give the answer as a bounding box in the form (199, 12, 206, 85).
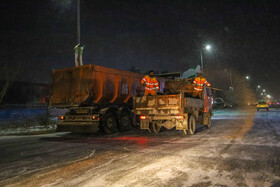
(193, 76, 211, 91)
(141, 75, 159, 91)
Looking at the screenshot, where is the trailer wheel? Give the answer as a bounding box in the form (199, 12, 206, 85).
(102, 112, 118, 134)
(188, 115, 196, 135)
(119, 112, 132, 131)
(152, 122, 161, 134)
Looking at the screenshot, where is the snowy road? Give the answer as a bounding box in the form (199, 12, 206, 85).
(0, 108, 280, 187)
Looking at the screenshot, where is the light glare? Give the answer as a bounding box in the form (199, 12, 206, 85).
(205, 45, 211, 51)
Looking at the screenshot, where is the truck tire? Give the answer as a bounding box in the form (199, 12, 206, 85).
(119, 111, 132, 132)
(188, 115, 196, 135)
(101, 112, 118, 134)
(206, 116, 211, 129)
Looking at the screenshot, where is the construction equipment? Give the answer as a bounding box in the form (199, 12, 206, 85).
(49, 64, 165, 133)
(133, 83, 213, 134)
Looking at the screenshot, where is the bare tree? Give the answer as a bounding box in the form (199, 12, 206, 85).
(0, 63, 21, 104)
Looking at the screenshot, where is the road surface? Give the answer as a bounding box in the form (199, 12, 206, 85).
(0, 108, 280, 187)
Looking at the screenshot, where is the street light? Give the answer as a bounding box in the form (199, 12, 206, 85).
(263, 89, 266, 92)
(267, 95, 271, 98)
(246, 76, 249, 80)
(200, 44, 212, 73)
(257, 85, 261, 88)
(205, 45, 212, 51)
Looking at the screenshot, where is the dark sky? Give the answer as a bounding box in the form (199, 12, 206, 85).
(1, 0, 280, 95)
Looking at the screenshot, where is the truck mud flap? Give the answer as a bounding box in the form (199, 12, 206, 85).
(140, 120, 150, 132)
(175, 119, 188, 130)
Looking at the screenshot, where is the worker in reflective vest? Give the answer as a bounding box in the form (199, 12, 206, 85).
(192, 73, 211, 98)
(141, 71, 159, 96)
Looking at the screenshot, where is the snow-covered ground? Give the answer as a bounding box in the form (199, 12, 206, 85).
(0, 108, 67, 135)
(0, 108, 280, 187)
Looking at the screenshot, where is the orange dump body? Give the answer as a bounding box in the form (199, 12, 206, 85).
(49, 65, 147, 107)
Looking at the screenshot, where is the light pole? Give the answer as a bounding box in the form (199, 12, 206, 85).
(77, 0, 80, 45)
(74, 0, 84, 67)
(200, 44, 212, 73)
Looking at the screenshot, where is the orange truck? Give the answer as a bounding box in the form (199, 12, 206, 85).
(49, 64, 165, 133)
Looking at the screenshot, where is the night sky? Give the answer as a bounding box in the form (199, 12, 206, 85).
(1, 0, 280, 95)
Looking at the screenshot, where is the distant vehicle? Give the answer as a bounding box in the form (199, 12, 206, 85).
(213, 97, 224, 108)
(257, 101, 269, 111)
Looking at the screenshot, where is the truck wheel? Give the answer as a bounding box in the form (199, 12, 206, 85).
(102, 112, 118, 134)
(206, 116, 211, 129)
(152, 122, 161, 134)
(119, 112, 132, 132)
(188, 115, 196, 135)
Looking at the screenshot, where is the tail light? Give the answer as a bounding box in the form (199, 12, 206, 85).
(59, 116, 65, 120)
(266, 105, 269, 107)
(92, 116, 100, 120)
(140, 115, 146, 120)
(71, 116, 75, 119)
(257, 105, 260, 107)
(176, 115, 184, 120)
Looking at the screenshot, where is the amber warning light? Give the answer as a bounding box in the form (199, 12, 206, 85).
(140, 116, 146, 120)
(59, 116, 65, 120)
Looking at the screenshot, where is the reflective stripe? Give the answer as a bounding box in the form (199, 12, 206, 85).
(145, 87, 156, 90)
(142, 75, 159, 90)
(194, 87, 202, 91)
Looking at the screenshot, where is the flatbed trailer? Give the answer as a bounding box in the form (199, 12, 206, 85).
(133, 86, 213, 134)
